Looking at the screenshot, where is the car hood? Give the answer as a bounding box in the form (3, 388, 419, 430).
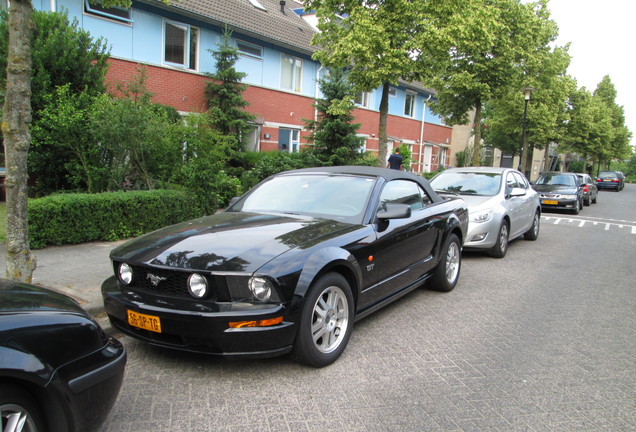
(0, 279, 86, 315)
(533, 184, 578, 194)
(456, 195, 500, 211)
(110, 211, 359, 273)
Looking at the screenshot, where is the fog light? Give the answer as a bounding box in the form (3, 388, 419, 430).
(471, 233, 487, 242)
(188, 273, 208, 298)
(119, 263, 133, 285)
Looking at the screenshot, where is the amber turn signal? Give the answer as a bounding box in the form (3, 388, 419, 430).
(229, 316, 284, 328)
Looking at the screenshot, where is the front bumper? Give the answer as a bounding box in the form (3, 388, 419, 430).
(53, 337, 126, 432)
(101, 277, 297, 358)
(539, 198, 579, 211)
(463, 218, 501, 249)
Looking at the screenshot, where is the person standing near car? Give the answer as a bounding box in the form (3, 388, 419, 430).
(387, 147, 403, 170)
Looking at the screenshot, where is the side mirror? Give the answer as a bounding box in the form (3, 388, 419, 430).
(377, 203, 411, 220)
(509, 187, 526, 197)
(227, 196, 241, 208)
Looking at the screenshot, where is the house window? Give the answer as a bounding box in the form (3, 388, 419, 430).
(84, 0, 132, 23)
(279, 128, 300, 153)
(164, 20, 198, 70)
(281, 54, 302, 93)
(237, 40, 263, 59)
(389, 87, 397, 98)
(354, 92, 370, 108)
(404, 91, 416, 117)
(357, 137, 367, 153)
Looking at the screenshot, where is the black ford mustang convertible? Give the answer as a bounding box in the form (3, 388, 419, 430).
(102, 166, 468, 367)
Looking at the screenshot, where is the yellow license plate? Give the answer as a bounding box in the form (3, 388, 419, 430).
(542, 200, 558, 205)
(127, 310, 162, 333)
(603, 179, 612, 182)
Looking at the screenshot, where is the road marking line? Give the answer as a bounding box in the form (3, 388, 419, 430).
(554, 218, 562, 224)
(605, 224, 610, 231)
(579, 220, 586, 227)
(633, 226, 636, 235)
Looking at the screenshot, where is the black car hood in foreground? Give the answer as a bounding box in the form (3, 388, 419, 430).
(110, 211, 360, 273)
(0, 279, 108, 374)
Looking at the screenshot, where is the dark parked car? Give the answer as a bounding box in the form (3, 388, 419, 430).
(596, 171, 624, 191)
(1, 279, 126, 432)
(576, 173, 598, 206)
(102, 166, 468, 367)
(533, 172, 584, 214)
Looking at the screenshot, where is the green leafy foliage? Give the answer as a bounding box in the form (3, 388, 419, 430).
(28, 190, 202, 248)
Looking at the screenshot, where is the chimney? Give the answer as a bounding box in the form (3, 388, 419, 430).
(280, 0, 286, 13)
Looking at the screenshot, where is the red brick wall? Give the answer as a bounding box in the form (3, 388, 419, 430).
(104, 58, 453, 167)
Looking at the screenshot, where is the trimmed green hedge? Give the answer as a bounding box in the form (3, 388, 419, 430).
(28, 190, 203, 249)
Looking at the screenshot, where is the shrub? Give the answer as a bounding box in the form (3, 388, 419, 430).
(28, 190, 202, 248)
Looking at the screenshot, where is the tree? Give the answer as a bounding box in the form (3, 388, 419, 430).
(205, 27, 255, 149)
(426, 0, 558, 168)
(305, 68, 363, 165)
(593, 76, 632, 166)
(1, 0, 35, 281)
(304, 0, 470, 166)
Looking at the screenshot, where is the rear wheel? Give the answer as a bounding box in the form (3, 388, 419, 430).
(293, 273, 354, 368)
(584, 196, 590, 206)
(490, 221, 509, 258)
(524, 211, 540, 241)
(0, 384, 43, 432)
(430, 233, 461, 292)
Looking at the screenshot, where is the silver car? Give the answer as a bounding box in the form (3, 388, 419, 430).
(430, 167, 541, 258)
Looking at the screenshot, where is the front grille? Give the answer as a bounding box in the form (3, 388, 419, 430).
(119, 264, 219, 301)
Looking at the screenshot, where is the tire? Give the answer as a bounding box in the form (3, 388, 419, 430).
(524, 210, 540, 241)
(0, 384, 44, 432)
(489, 221, 509, 258)
(584, 196, 590, 206)
(430, 233, 461, 292)
(592, 193, 597, 204)
(572, 199, 580, 215)
(293, 273, 354, 368)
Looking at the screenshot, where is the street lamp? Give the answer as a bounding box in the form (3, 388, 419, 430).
(519, 87, 535, 177)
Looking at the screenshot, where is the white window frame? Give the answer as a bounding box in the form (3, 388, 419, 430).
(356, 136, 367, 153)
(281, 54, 303, 93)
(389, 87, 397, 98)
(404, 91, 416, 117)
(163, 20, 199, 70)
(354, 91, 370, 108)
(84, 0, 132, 23)
(237, 40, 263, 59)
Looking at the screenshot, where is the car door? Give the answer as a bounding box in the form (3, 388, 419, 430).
(503, 171, 527, 238)
(358, 180, 438, 310)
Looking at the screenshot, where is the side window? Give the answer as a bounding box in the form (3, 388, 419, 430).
(281, 54, 302, 92)
(513, 172, 528, 189)
(505, 172, 518, 192)
(379, 180, 429, 211)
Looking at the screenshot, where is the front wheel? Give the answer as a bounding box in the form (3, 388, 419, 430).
(293, 273, 354, 368)
(489, 221, 509, 258)
(430, 233, 461, 292)
(524, 211, 540, 241)
(0, 384, 44, 432)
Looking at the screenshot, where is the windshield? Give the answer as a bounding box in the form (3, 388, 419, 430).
(230, 174, 376, 221)
(535, 174, 576, 186)
(430, 172, 501, 196)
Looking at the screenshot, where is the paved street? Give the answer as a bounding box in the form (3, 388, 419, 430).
(99, 186, 636, 432)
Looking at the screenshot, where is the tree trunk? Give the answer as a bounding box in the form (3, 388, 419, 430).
(377, 82, 390, 167)
(1, 0, 37, 282)
(471, 101, 482, 166)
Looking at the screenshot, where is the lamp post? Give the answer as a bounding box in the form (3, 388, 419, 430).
(519, 87, 534, 177)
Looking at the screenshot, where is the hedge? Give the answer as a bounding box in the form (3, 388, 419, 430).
(28, 190, 203, 249)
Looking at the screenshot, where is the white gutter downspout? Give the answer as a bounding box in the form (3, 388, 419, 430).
(419, 95, 432, 173)
(314, 65, 324, 122)
(50, 0, 56, 12)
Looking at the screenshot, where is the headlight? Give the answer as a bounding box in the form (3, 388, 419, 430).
(249, 276, 274, 302)
(188, 273, 208, 298)
(470, 209, 493, 223)
(119, 263, 133, 285)
(561, 194, 577, 199)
